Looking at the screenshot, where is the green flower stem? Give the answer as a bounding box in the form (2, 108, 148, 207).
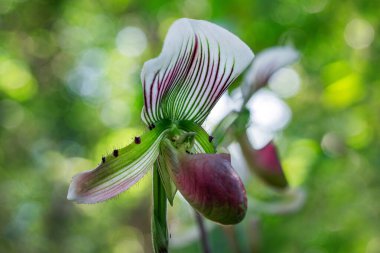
(152, 162, 169, 253)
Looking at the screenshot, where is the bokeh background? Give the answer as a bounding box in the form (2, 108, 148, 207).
(0, 0, 379, 252)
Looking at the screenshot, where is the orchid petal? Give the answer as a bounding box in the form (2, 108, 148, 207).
(160, 139, 247, 225)
(141, 18, 254, 126)
(67, 121, 170, 203)
(177, 153, 247, 225)
(247, 89, 292, 132)
(238, 132, 288, 189)
(242, 46, 299, 101)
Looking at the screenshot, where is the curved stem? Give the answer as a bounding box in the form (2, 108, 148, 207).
(194, 211, 212, 253)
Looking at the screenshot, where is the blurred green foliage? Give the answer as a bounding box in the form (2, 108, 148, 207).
(0, 0, 379, 252)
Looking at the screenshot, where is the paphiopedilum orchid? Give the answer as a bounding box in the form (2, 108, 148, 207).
(67, 18, 254, 252)
(212, 46, 299, 189)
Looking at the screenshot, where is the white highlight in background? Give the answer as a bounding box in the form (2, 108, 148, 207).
(116, 27, 147, 57)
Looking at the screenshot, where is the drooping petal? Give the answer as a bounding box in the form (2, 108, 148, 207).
(67, 121, 170, 204)
(238, 133, 288, 189)
(141, 18, 254, 126)
(242, 46, 299, 101)
(160, 140, 247, 225)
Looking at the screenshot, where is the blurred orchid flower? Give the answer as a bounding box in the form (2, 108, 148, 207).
(238, 138, 287, 188)
(208, 46, 299, 134)
(67, 18, 254, 251)
(238, 47, 299, 189)
(242, 46, 299, 103)
(211, 46, 299, 189)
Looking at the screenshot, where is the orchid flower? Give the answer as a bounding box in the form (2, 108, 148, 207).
(238, 47, 299, 188)
(212, 46, 299, 189)
(67, 18, 254, 252)
(242, 46, 299, 103)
